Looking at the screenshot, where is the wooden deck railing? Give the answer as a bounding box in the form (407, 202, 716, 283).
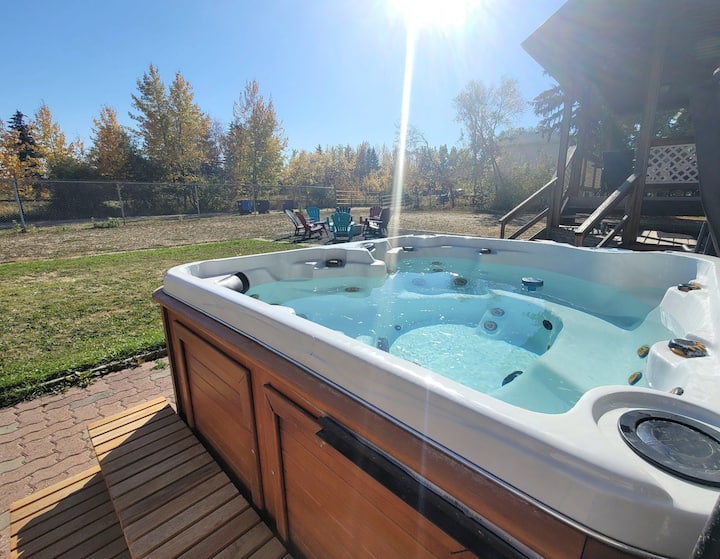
(498, 178, 555, 239)
(499, 145, 575, 239)
(574, 173, 638, 247)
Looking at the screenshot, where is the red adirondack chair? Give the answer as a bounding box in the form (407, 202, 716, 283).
(295, 211, 325, 240)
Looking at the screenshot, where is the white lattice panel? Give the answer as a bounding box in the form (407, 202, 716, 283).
(646, 143, 698, 184)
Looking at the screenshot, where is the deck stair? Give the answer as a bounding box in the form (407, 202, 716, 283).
(10, 398, 291, 559)
(9, 466, 130, 559)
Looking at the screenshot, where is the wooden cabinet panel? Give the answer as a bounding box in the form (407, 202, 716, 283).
(263, 385, 484, 559)
(172, 321, 263, 507)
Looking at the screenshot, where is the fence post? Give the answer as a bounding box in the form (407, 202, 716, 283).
(11, 178, 27, 232)
(116, 183, 126, 224)
(194, 184, 200, 216)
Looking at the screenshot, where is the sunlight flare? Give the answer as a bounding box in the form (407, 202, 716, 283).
(389, 27, 416, 236)
(387, 0, 489, 235)
(388, 0, 485, 30)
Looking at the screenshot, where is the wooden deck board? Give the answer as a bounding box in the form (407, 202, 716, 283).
(87, 397, 292, 559)
(10, 465, 129, 559)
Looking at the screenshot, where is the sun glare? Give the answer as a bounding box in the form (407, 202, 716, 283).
(385, 0, 488, 236)
(389, 0, 483, 30)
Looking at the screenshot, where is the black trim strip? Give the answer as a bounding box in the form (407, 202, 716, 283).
(316, 416, 528, 559)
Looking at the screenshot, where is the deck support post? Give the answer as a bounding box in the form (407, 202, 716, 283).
(567, 95, 593, 199)
(548, 90, 573, 229)
(621, 12, 669, 246)
(690, 73, 720, 256)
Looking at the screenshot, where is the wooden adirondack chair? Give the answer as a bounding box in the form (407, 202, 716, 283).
(364, 207, 391, 239)
(306, 206, 322, 222)
(295, 211, 325, 240)
(285, 209, 303, 237)
(305, 206, 328, 234)
(330, 211, 356, 242)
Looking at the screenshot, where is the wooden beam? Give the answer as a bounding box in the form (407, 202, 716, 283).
(622, 11, 670, 245)
(567, 92, 593, 198)
(548, 92, 573, 229)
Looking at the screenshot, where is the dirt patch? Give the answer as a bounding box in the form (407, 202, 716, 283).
(0, 209, 533, 263)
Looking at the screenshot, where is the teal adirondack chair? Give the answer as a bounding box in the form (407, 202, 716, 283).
(330, 211, 355, 242)
(306, 206, 322, 223)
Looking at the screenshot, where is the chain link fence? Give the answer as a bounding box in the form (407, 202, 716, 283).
(0, 180, 388, 229)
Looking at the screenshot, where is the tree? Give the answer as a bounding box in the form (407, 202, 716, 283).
(0, 112, 43, 230)
(530, 84, 572, 140)
(225, 80, 287, 187)
(130, 65, 215, 188)
(130, 64, 171, 180)
(284, 149, 324, 186)
(322, 145, 356, 192)
(530, 81, 692, 163)
(203, 119, 226, 180)
(356, 142, 380, 179)
(5, 111, 41, 178)
(165, 72, 213, 183)
(33, 103, 85, 179)
(454, 77, 524, 205)
(89, 106, 138, 179)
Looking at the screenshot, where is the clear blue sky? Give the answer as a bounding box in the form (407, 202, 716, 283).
(2, 0, 564, 154)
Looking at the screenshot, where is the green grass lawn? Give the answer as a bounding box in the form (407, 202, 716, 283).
(0, 239, 291, 406)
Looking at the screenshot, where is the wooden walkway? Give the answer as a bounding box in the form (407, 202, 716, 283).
(10, 398, 291, 559)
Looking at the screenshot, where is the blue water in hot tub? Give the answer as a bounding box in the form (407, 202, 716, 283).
(245, 258, 677, 413)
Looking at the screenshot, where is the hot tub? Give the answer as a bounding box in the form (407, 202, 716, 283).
(159, 234, 720, 558)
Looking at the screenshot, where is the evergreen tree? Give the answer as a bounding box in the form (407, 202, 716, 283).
(8, 111, 41, 172)
(529, 83, 581, 141)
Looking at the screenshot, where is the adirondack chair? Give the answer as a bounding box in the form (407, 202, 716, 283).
(364, 207, 391, 239)
(306, 206, 322, 222)
(305, 206, 328, 234)
(336, 205, 352, 215)
(285, 209, 303, 237)
(295, 211, 325, 240)
(330, 211, 356, 242)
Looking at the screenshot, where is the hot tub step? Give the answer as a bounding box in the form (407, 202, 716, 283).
(87, 397, 293, 559)
(9, 465, 129, 559)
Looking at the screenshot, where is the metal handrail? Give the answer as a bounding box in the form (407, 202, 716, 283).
(574, 174, 638, 247)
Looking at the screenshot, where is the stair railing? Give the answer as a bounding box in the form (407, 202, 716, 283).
(499, 145, 576, 239)
(499, 177, 556, 239)
(574, 173, 638, 247)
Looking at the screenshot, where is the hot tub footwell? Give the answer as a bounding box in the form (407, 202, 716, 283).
(154, 288, 658, 559)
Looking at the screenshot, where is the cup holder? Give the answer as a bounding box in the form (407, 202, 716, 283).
(618, 410, 720, 486)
